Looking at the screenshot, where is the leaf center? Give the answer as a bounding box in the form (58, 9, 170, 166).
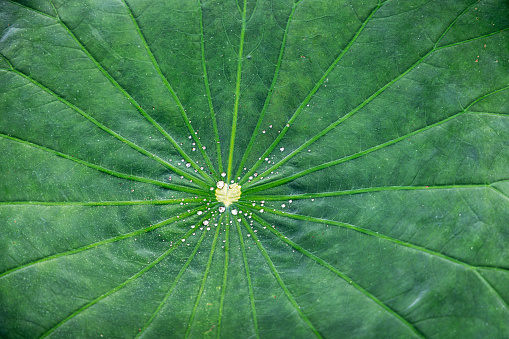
(215, 181, 241, 207)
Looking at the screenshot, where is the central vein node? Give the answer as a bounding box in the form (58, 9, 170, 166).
(215, 181, 241, 207)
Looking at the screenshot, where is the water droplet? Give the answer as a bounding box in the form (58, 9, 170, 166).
(221, 172, 226, 177)
(231, 209, 238, 215)
(280, 147, 284, 152)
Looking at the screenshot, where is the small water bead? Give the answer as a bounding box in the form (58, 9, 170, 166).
(219, 206, 226, 213)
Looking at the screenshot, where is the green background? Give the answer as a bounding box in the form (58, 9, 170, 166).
(1, 0, 509, 337)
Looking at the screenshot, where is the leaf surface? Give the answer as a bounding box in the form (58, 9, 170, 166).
(1, 0, 509, 338)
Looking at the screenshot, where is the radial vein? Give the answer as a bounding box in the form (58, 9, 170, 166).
(0, 205, 214, 279)
(235, 217, 259, 338)
(47, 1, 214, 185)
(247, 209, 425, 338)
(242, 0, 491, 188)
(0, 198, 205, 207)
(240, 202, 507, 273)
(238, 1, 384, 185)
(243, 85, 509, 194)
(239, 214, 322, 338)
(217, 214, 230, 338)
(197, 0, 223, 175)
(243, 184, 490, 200)
(185, 215, 223, 338)
(0, 133, 209, 196)
(234, 1, 298, 180)
(136, 211, 214, 338)
(227, 0, 248, 183)
(120, 0, 217, 180)
(0, 53, 210, 189)
(39, 223, 201, 338)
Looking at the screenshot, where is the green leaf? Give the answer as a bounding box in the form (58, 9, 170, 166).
(1, 0, 508, 337)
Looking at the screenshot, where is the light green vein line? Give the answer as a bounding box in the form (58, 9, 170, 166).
(40, 223, 201, 339)
(436, 27, 509, 51)
(217, 214, 230, 338)
(238, 202, 494, 271)
(239, 214, 322, 338)
(0, 198, 205, 207)
(135, 211, 214, 339)
(197, 0, 223, 175)
(243, 184, 489, 200)
(473, 270, 509, 312)
(242, 84, 509, 194)
(185, 214, 224, 339)
(227, 0, 248, 183)
(238, 1, 384, 186)
(433, 0, 482, 49)
(476, 265, 509, 273)
(119, 0, 217, 181)
(247, 209, 425, 338)
(233, 2, 298, 180)
(0, 205, 213, 279)
(234, 217, 259, 338)
(490, 186, 509, 204)
(242, 0, 487, 188)
(0, 133, 210, 197)
(45, 1, 213, 186)
(0, 53, 210, 190)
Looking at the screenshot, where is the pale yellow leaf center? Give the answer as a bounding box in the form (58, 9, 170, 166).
(215, 181, 241, 207)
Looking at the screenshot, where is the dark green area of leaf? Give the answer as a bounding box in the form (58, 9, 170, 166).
(1, 0, 509, 338)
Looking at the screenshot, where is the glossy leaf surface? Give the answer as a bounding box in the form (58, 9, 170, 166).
(1, 0, 509, 338)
